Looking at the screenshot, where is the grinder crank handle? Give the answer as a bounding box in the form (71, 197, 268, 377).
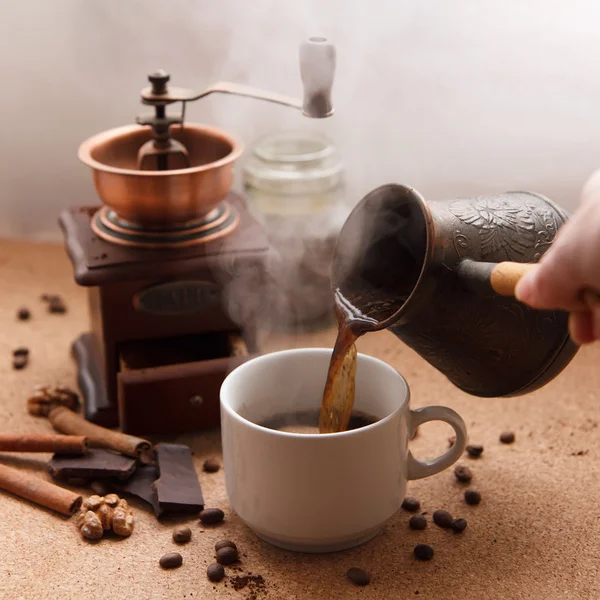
(458, 259, 600, 310)
(140, 38, 336, 119)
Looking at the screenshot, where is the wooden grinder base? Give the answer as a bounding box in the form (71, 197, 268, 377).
(59, 193, 268, 435)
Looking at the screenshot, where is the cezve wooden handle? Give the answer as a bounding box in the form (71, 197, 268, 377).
(491, 261, 600, 309)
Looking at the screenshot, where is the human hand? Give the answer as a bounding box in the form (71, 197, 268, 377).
(515, 176, 600, 344)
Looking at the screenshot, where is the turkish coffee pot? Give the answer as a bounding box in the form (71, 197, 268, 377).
(331, 183, 591, 397)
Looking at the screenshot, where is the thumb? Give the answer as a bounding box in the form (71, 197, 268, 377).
(515, 251, 581, 311)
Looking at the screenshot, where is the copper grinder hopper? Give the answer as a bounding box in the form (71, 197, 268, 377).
(78, 37, 336, 248)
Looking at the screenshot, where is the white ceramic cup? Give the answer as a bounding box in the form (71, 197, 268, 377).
(220, 348, 468, 553)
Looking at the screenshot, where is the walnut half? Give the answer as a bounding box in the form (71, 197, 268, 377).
(78, 494, 134, 540)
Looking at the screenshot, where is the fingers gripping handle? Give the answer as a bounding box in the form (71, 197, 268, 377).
(407, 406, 468, 480)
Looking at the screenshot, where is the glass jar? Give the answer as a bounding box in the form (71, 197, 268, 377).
(243, 130, 346, 331)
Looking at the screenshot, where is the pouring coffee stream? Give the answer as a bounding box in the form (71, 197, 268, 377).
(321, 183, 589, 433)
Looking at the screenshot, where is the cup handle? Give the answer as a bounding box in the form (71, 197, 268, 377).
(406, 406, 468, 480)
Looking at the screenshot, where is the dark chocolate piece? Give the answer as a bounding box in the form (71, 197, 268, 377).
(154, 443, 204, 514)
(48, 449, 137, 480)
(110, 464, 161, 516)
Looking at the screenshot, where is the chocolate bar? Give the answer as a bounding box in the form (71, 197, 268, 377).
(48, 449, 137, 480)
(154, 443, 204, 514)
(111, 464, 162, 517)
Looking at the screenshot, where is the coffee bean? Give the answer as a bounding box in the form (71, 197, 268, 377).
(346, 567, 370, 586)
(409, 515, 427, 530)
(401, 497, 421, 512)
(500, 431, 515, 444)
(12, 355, 28, 370)
(207, 563, 225, 582)
(432, 509, 453, 528)
(454, 465, 473, 483)
(17, 308, 30, 321)
(200, 508, 225, 525)
(451, 518, 468, 533)
(216, 546, 239, 565)
(466, 444, 483, 458)
(464, 489, 481, 505)
(215, 540, 237, 552)
(13, 347, 29, 357)
(48, 298, 67, 314)
(159, 552, 183, 569)
(203, 458, 220, 473)
(413, 544, 434, 561)
(172, 526, 192, 544)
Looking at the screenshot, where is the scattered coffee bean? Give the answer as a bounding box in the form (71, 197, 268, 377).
(401, 497, 421, 512)
(448, 435, 456, 447)
(346, 567, 370, 586)
(172, 526, 192, 544)
(13, 347, 29, 357)
(216, 546, 239, 565)
(413, 544, 434, 561)
(159, 552, 183, 569)
(12, 355, 28, 370)
(500, 431, 515, 444)
(432, 509, 454, 528)
(454, 465, 473, 483)
(203, 458, 220, 473)
(215, 540, 237, 552)
(466, 444, 483, 458)
(409, 515, 427, 530)
(207, 562, 225, 582)
(17, 307, 30, 321)
(451, 518, 468, 533)
(200, 508, 225, 525)
(48, 297, 67, 314)
(464, 489, 482, 505)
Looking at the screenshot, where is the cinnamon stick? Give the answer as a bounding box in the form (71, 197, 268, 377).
(48, 407, 151, 459)
(0, 434, 87, 455)
(0, 462, 82, 515)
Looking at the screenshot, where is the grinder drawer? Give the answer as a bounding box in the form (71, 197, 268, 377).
(117, 332, 254, 435)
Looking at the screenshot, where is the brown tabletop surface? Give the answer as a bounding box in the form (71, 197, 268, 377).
(0, 238, 598, 600)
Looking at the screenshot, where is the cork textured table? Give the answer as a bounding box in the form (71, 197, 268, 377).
(0, 239, 598, 600)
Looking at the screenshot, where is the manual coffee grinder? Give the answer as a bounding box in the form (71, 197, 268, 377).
(59, 38, 336, 435)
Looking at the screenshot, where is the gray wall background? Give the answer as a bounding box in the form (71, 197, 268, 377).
(2, 0, 600, 241)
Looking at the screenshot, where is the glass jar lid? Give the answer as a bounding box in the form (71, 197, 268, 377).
(243, 130, 344, 194)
